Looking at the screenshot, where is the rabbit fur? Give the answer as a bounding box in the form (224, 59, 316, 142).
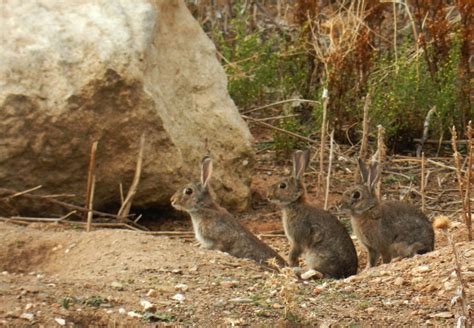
(341, 159, 434, 268)
(267, 150, 358, 279)
(171, 156, 287, 268)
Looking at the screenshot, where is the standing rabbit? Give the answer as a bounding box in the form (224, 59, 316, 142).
(171, 156, 287, 268)
(341, 159, 434, 269)
(267, 150, 358, 279)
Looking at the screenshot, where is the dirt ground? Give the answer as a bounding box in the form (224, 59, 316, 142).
(1, 133, 473, 326)
(0, 216, 473, 327)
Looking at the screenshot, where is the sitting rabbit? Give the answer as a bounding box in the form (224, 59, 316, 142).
(267, 150, 358, 279)
(341, 159, 434, 268)
(171, 156, 287, 268)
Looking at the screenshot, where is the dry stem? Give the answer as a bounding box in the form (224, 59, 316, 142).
(465, 121, 473, 241)
(324, 130, 335, 210)
(84, 141, 98, 221)
(117, 134, 146, 221)
(450, 126, 471, 240)
(86, 175, 96, 232)
(421, 152, 426, 212)
(318, 89, 329, 193)
(446, 231, 471, 327)
(243, 116, 318, 144)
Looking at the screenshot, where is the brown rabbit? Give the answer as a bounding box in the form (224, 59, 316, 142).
(267, 150, 358, 279)
(170, 156, 287, 268)
(341, 159, 434, 269)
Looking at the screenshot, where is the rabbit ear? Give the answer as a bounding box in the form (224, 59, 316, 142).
(368, 161, 379, 191)
(358, 158, 369, 183)
(200, 156, 213, 188)
(293, 150, 308, 181)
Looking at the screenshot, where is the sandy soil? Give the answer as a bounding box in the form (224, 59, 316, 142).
(0, 218, 472, 327)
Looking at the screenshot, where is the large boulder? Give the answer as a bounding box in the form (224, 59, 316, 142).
(0, 0, 254, 214)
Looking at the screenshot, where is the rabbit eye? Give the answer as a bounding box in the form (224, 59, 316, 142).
(352, 191, 361, 199)
(184, 188, 193, 195)
(279, 182, 287, 189)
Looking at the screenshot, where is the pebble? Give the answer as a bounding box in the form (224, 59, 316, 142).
(111, 281, 123, 290)
(272, 303, 283, 309)
(127, 311, 142, 318)
(140, 299, 155, 311)
(146, 289, 157, 297)
(175, 283, 189, 292)
(229, 297, 253, 304)
(366, 307, 376, 314)
(118, 308, 126, 315)
(301, 269, 322, 280)
(25, 303, 33, 310)
(172, 293, 185, 302)
(411, 265, 430, 274)
(55, 318, 66, 326)
(20, 313, 34, 321)
(220, 281, 238, 288)
(394, 277, 404, 286)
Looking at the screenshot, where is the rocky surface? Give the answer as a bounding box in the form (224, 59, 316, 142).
(0, 0, 253, 214)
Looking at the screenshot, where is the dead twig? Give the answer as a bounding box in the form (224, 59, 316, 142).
(3, 185, 43, 200)
(117, 134, 146, 221)
(2, 211, 77, 223)
(421, 152, 426, 212)
(0, 188, 126, 220)
(86, 175, 96, 232)
(416, 106, 436, 157)
(319, 89, 329, 193)
(243, 116, 318, 144)
(242, 99, 320, 115)
(451, 126, 471, 241)
(324, 130, 335, 210)
(464, 121, 473, 241)
(446, 230, 471, 327)
(85, 141, 98, 230)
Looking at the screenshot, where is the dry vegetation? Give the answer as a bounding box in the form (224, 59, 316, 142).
(1, 0, 473, 326)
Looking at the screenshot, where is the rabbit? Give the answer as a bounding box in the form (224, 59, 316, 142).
(340, 158, 434, 269)
(170, 156, 287, 269)
(267, 150, 358, 279)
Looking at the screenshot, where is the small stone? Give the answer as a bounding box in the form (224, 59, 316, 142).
(118, 308, 126, 315)
(25, 303, 33, 311)
(2, 271, 8, 275)
(394, 277, 404, 286)
(272, 303, 283, 309)
(412, 265, 430, 274)
(20, 313, 34, 321)
(301, 269, 323, 280)
(174, 283, 188, 291)
(127, 311, 142, 318)
(220, 281, 238, 288)
(54, 318, 66, 326)
(140, 299, 155, 311)
(146, 289, 157, 297)
(172, 293, 185, 302)
(229, 297, 252, 304)
(111, 281, 123, 290)
(366, 307, 376, 314)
